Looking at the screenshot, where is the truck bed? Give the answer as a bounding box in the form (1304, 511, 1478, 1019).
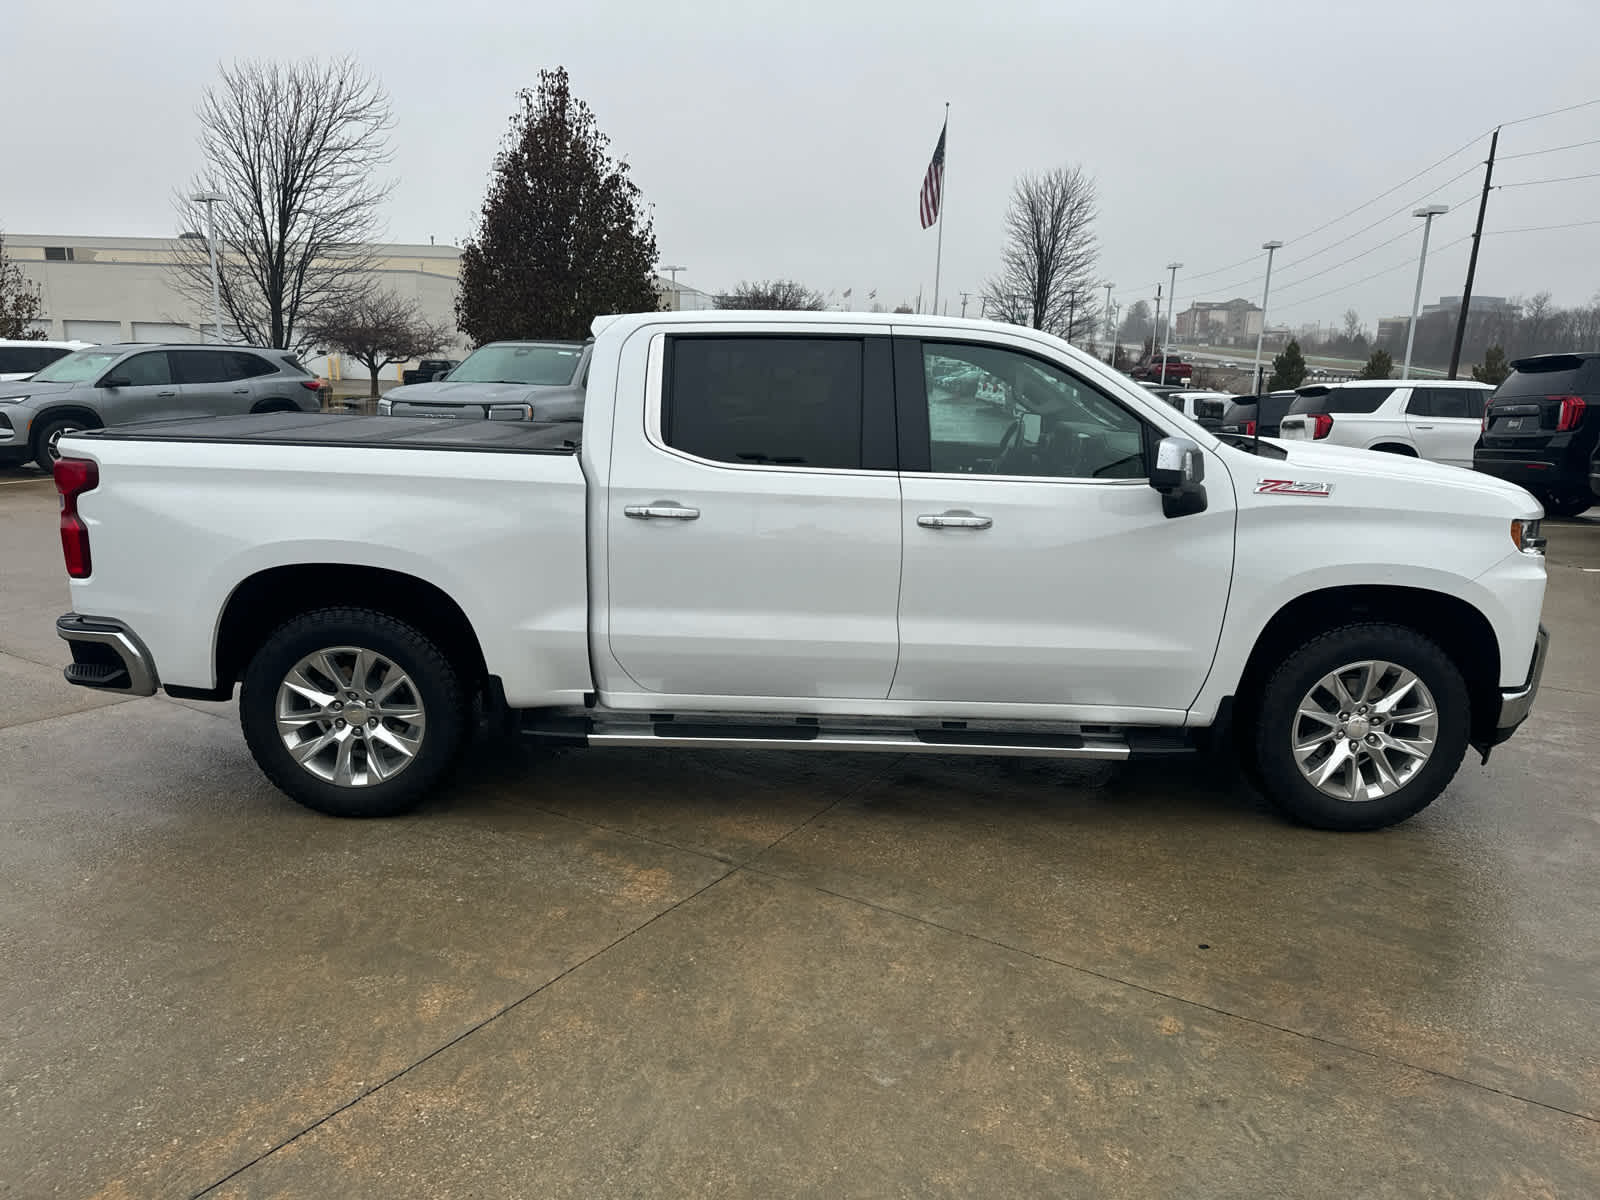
(74, 411, 582, 455)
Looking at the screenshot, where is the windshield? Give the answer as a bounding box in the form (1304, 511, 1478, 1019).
(30, 349, 122, 384)
(448, 343, 582, 386)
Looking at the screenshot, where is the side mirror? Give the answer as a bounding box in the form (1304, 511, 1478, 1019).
(100, 376, 131, 389)
(1150, 435, 1208, 518)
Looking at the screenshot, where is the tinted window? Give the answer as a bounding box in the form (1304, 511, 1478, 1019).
(1222, 401, 1257, 425)
(110, 352, 172, 387)
(1496, 358, 1597, 399)
(664, 337, 863, 469)
(1404, 389, 1432, 417)
(277, 354, 310, 375)
(920, 342, 1146, 479)
(228, 351, 277, 378)
(172, 350, 240, 384)
(0, 346, 70, 374)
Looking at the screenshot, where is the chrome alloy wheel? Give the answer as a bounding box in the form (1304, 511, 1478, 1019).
(1290, 660, 1439, 802)
(46, 424, 84, 461)
(275, 646, 427, 786)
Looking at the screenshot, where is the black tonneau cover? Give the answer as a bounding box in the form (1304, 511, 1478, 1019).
(73, 411, 582, 455)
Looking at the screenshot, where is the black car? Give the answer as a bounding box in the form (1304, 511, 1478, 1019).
(1475, 353, 1600, 518)
(1217, 390, 1298, 438)
(401, 358, 461, 386)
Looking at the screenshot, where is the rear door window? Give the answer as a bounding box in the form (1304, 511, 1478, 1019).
(1405, 389, 1433, 417)
(1428, 390, 1471, 420)
(226, 351, 277, 379)
(663, 336, 864, 469)
(172, 350, 238, 384)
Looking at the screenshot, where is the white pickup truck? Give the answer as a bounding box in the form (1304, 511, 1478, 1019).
(53, 312, 1550, 831)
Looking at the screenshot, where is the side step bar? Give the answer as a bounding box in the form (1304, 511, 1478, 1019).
(522, 712, 1197, 761)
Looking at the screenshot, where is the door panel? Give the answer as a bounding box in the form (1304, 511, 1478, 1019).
(171, 349, 256, 415)
(604, 332, 903, 701)
(892, 337, 1235, 712)
(98, 351, 180, 424)
(1406, 387, 1479, 467)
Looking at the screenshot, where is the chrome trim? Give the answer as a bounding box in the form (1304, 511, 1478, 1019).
(1498, 625, 1549, 731)
(56, 614, 159, 696)
(587, 731, 1131, 760)
(624, 504, 700, 520)
(917, 512, 993, 530)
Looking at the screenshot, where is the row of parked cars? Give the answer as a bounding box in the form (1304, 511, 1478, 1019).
(1143, 356, 1600, 517)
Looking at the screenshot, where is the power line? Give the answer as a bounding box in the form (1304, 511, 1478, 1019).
(1496, 170, 1600, 189)
(1499, 96, 1600, 128)
(1486, 218, 1600, 235)
(1270, 235, 1473, 314)
(1498, 136, 1600, 161)
(1284, 133, 1486, 246)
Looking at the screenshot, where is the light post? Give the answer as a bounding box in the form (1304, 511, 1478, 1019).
(1160, 262, 1182, 383)
(191, 191, 227, 343)
(1103, 282, 1115, 364)
(1402, 205, 1448, 379)
(1250, 240, 1283, 394)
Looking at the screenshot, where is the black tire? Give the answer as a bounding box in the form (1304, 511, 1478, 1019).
(1252, 623, 1470, 831)
(1541, 493, 1593, 519)
(32, 415, 93, 473)
(240, 607, 467, 817)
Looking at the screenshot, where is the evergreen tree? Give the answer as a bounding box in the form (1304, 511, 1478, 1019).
(0, 226, 46, 340)
(1268, 339, 1307, 390)
(1472, 345, 1510, 386)
(457, 68, 658, 343)
(1358, 349, 1393, 380)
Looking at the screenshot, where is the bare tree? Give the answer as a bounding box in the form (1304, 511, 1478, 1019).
(982, 166, 1099, 337)
(1342, 308, 1362, 341)
(172, 58, 394, 352)
(306, 288, 452, 398)
(716, 280, 825, 310)
(0, 226, 46, 339)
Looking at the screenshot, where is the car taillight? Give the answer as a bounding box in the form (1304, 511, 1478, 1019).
(1312, 413, 1335, 439)
(53, 457, 98, 579)
(1552, 394, 1586, 431)
(300, 379, 329, 393)
(1243, 420, 1257, 436)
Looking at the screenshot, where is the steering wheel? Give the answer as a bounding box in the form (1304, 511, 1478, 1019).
(992, 415, 1036, 474)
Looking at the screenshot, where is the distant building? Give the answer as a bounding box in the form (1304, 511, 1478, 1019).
(1174, 298, 1263, 345)
(655, 276, 717, 311)
(1378, 295, 1511, 346)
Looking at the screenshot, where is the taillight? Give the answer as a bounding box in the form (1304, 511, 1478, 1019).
(300, 379, 329, 393)
(1552, 394, 1586, 431)
(1481, 408, 1491, 432)
(1312, 413, 1335, 440)
(53, 457, 98, 579)
(1243, 420, 1257, 436)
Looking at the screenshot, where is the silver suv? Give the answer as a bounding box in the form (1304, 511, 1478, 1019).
(0, 344, 328, 471)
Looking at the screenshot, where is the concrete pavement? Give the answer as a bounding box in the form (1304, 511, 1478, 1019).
(2, 467, 1596, 1197)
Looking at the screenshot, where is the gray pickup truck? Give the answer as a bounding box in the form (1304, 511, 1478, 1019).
(378, 340, 589, 422)
(0, 343, 327, 471)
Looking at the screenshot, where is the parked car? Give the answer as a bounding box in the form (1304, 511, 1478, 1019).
(1475, 353, 1600, 517)
(1277, 380, 1492, 469)
(1217, 391, 1298, 438)
(378, 340, 589, 421)
(400, 358, 460, 386)
(54, 310, 1548, 832)
(0, 339, 92, 382)
(1129, 354, 1194, 384)
(0, 344, 327, 471)
(1158, 390, 1231, 430)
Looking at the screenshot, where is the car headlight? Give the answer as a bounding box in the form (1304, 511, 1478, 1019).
(1511, 518, 1545, 555)
(0, 396, 29, 405)
(377, 398, 392, 415)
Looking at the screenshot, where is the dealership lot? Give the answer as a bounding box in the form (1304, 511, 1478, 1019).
(1, 467, 1597, 1197)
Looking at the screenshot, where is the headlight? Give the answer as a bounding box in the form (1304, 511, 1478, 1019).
(0, 396, 29, 405)
(377, 398, 392, 415)
(1511, 518, 1545, 555)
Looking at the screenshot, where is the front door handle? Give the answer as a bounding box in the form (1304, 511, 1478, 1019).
(232, 387, 250, 394)
(917, 510, 993, 530)
(1413, 423, 1435, 430)
(625, 503, 700, 521)
(157, 390, 177, 397)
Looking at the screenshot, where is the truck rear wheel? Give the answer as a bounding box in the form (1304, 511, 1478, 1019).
(1252, 623, 1470, 831)
(240, 607, 466, 817)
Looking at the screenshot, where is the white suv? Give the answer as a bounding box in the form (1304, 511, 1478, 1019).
(1277, 379, 1492, 469)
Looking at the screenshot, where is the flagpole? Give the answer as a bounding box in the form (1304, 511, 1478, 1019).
(932, 102, 948, 316)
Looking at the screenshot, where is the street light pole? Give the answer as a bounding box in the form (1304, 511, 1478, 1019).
(192, 190, 227, 343)
(1159, 262, 1183, 384)
(1103, 282, 1115, 364)
(1250, 240, 1283, 394)
(1403, 205, 1448, 380)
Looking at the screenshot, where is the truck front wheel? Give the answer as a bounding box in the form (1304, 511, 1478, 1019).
(240, 607, 467, 817)
(1252, 624, 1470, 831)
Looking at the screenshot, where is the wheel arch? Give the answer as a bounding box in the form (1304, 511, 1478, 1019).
(214, 564, 489, 697)
(1232, 585, 1501, 746)
(1368, 441, 1418, 456)
(28, 405, 104, 456)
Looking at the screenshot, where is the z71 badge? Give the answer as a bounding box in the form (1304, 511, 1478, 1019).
(1255, 478, 1333, 497)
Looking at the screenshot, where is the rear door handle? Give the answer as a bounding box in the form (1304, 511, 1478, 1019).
(917, 511, 993, 530)
(232, 387, 250, 394)
(625, 503, 700, 521)
(157, 390, 177, 397)
(1413, 424, 1435, 430)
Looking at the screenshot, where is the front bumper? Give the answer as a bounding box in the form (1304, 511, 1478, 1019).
(1485, 624, 1549, 750)
(57, 614, 159, 696)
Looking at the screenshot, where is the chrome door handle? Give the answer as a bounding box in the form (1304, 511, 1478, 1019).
(625, 504, 700, 521)
(917, 511, 993, 530)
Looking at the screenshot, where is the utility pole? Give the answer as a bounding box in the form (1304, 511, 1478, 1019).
(1447, 127, 1499, 379)
(1066, 290, 1079, 343)
(1103, 282, 1116, 365)
(1160, 262, 1183, 384)
(1151, 284, 1162, 363)
(959, 291, 970, 318)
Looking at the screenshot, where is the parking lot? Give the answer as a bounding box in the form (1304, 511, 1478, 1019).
(2, 463, 1597, 1198)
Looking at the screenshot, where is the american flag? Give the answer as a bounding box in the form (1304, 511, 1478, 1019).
(919, 119, 946, 229)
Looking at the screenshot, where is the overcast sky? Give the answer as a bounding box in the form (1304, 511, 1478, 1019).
(8, 0, 1599, 332)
